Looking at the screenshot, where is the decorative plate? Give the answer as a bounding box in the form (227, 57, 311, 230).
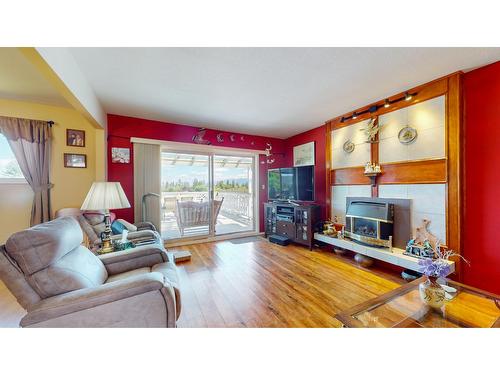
(343, 140, 355, 154)
(398, 126, 418, 144)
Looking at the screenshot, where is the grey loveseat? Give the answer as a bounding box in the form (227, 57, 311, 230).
(0, 216, 181, 327)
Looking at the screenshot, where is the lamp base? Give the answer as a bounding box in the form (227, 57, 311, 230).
(97, 211, 114, 254)
(98, 238, 114, 254)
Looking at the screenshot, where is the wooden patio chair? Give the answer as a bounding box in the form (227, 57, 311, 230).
(175, 198, 224, 236)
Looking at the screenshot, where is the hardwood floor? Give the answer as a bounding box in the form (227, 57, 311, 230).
(173, 237, 402, 327)
(0, 236, 403, 328)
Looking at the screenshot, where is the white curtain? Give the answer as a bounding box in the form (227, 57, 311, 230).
(133, 142, 161, 232)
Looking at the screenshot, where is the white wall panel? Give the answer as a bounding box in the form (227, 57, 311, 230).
(331, 119, 371, 169)
(378, 95, 445, 164)
(379, 184, 446, 244)
(331, 185, 371, 224)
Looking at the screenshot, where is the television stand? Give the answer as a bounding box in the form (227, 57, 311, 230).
(264, 201, 320, 249)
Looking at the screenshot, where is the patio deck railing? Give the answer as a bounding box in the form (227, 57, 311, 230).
(161, 191, 253, 222)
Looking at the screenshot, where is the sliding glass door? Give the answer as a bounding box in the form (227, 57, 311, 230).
(161, 152, 211, 240)
(160, 150, 256, 241)
(213, 155, 255, 235)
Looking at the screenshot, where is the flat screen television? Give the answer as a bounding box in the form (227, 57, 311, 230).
(268, 166, 314, 201)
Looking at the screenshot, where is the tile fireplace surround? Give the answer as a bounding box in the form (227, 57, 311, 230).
(332, 183, 446, 245)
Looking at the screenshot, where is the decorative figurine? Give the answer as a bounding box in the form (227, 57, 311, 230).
(404, 219, 441, 258)
(264, 143, 275, 164)
(364, 162, 382, 186)
(364, 162, 381, 174)
(360, 117, 382, 143)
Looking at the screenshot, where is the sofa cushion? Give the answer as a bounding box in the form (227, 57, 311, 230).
(106, 267, 151, 283)
(27, 245, 107, 298)
(5, 217, 83, 275)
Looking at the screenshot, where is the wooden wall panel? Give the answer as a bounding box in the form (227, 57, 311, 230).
(331, 167, 368, 185)
(377, 159, 447, 185)
(446, 73, 463, 279)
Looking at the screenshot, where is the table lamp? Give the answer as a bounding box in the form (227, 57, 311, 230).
(81, 182, 131, 254)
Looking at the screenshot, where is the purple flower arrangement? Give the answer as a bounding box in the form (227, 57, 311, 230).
(418, 257, 451, 278)
(417, 241, 469, 278)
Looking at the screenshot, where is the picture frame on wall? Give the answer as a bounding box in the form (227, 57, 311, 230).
(64, 153, 87, 168)
(66, 129, 85, 147)
(293, 141, 315, 166)
(111, 147, 131, 163)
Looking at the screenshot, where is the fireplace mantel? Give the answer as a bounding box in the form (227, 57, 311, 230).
(314, 233, 455, 275)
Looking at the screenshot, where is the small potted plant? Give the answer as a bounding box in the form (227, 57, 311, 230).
(418, 243, 468, 309)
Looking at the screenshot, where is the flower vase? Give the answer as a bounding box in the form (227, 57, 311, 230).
(418, 276, 446, 309)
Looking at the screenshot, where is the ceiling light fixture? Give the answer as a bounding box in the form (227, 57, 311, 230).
(352, 112, 358, 120)
(384, 99, 390, 108)
(405, 92, 413, 101)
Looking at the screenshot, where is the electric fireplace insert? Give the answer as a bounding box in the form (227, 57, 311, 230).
(345, 200, 394, 248)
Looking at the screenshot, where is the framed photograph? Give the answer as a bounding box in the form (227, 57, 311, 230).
(111, 147, 131, 163)
(66, 129, 85, 147)
(293, 141, 315, 166)
(64, 153, 87, 168)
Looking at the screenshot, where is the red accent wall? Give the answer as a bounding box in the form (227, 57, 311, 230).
(283, 125, 328, 219)
(107, 114, 285, 232)
(463, 61, 500, 294)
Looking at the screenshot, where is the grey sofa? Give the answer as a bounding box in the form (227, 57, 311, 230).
(0, 216, 181, 327)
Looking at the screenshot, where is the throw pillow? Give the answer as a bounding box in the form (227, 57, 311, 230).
(116, 219, 138, 232)
(111, 220, 126, 235)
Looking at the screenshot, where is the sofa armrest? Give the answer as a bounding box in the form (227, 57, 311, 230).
(98, 244, 169, 275)
(21, 273, 171, 327)
(135, 221, 157, 232)
(110, 229, 160, 243)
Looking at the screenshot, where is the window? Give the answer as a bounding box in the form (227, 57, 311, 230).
(0, 134, 25, 182)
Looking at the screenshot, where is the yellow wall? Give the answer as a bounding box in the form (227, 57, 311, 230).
(0, 98, 105, 243)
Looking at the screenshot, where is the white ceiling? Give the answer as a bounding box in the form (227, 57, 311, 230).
(69, 48, 500, 138)
(0, 48, 69, 107)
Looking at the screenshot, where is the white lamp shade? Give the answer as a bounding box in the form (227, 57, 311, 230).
(81, 182, 131, 210)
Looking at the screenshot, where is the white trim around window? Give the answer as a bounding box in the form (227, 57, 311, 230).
(0, 177, 27, 184)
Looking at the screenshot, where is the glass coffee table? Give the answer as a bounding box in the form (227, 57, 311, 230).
(336, 277, 500, 328)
